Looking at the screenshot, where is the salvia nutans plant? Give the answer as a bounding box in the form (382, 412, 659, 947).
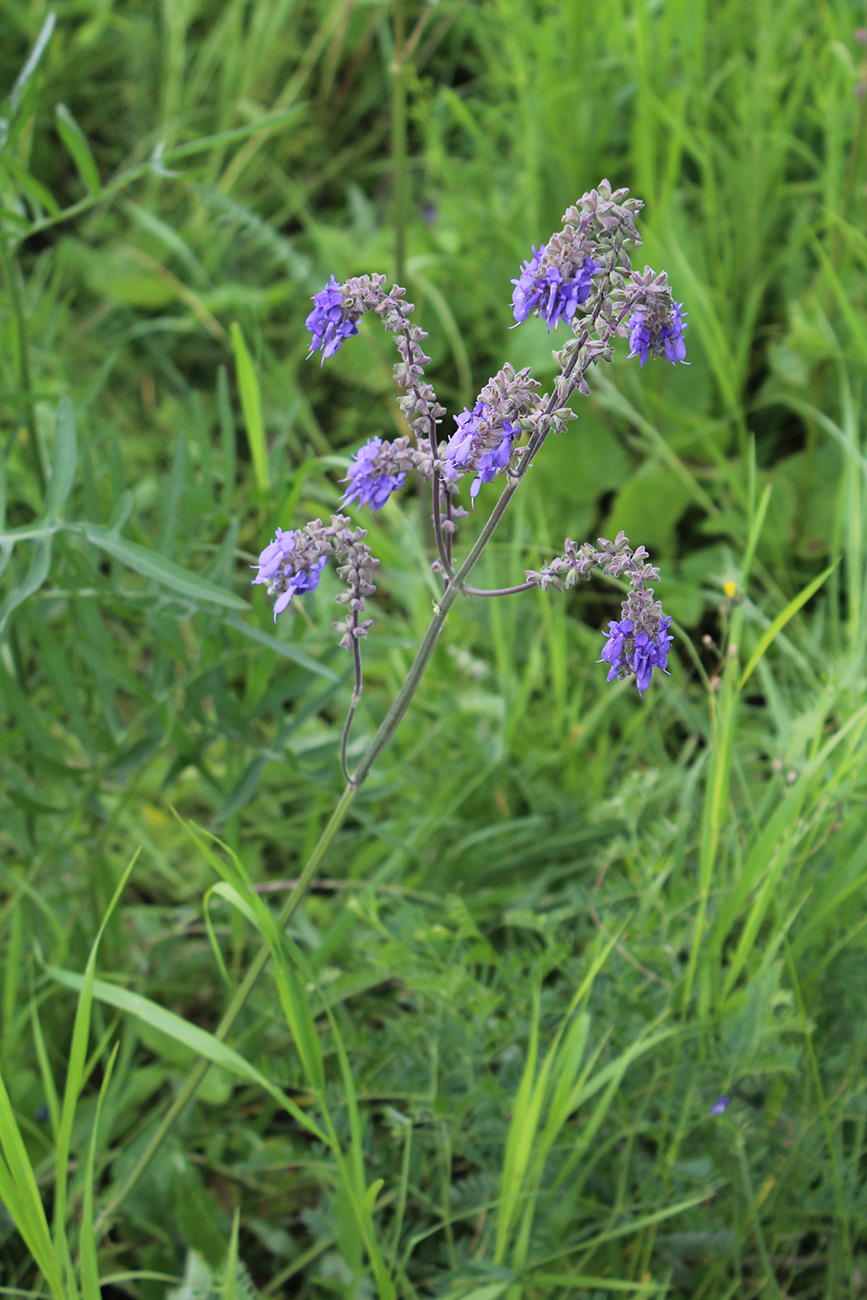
(252, 179, 685, 822)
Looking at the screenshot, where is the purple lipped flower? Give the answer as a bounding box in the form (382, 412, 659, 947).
(251, 527, 297, 585)
(511, 245, 545, 324)
(511, 244, 599, 330)
(341, 436, 407, 512)
(598, 614, 672, 696)
(252, 526, 328, 622)
(305, 275, 359, 364)
(470, 422, 517, 505)
(710, 1096, 731, 1116)
(598, 618, 634, 682)
(627, 302, 688, 367)
(444, 402, 484, 477)
(271, 557, 327, 618)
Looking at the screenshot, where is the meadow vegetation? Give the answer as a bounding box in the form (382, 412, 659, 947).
(1, 1, 867, 1296)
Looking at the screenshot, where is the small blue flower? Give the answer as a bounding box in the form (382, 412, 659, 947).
(444, 403, 484, 477)
(251, 527, 296, 585)
(341, 436, 406, 511)
(710, 1096, 731, 1116)
(598, 615, 672, 695)
(271, 558, 327, 618)
(306, 275, 359, 364)
(470, 423, 517, 504)
(511, 246, 598, 329)
(598, 618, 634, 682)
(251, 528, 328, 622)
(627, 303, 688, 367)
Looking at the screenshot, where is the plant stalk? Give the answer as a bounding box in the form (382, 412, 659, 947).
(0, 237, 45, 494)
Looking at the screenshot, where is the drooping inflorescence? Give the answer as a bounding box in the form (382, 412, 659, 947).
(526, 531, 672, 696)
(340, 435, 415, 512)
(251, 516, 378, 649)
(254, 180, 684, 701)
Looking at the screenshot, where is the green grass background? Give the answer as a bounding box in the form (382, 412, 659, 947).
(2, 1, 867, 1296)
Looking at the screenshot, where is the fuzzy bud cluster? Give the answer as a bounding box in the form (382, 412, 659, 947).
(341, 435, 422, 512)
(374, 286, 446, 454)
(329, 517, 379, 652)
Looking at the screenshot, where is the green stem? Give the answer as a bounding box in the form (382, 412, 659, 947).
(0, 238, 45, 495)
(391, 0, 408, 287)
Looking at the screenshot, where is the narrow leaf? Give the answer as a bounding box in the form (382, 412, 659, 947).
(54, 105, 101, 195)
(230, 323, 269, 491)
(79, 1042, 119, 1300)
(739, 561, 838, 689)
(79, 523, 247, 610)
(42, 397, 77, 523)
(8, 13, 57, 120)
(0, 535, 52, 635)
(42, 963, 328, 1145)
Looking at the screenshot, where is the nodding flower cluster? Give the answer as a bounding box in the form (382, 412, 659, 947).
(526, 532, 672, 694)
(252, 180, 684, 698)
(251, 516, 378, 652)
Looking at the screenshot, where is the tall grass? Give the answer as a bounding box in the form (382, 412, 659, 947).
(1, 1, 866, 1296)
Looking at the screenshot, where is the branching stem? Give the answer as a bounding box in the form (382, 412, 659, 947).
(95, 272, 646, 1238)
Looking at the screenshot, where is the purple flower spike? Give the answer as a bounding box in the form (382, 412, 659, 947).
(710, 1096, 731, 1116)
(305, 275, 359, 364)
(511, 246, 598, 330)
(341, 436, 407, 512)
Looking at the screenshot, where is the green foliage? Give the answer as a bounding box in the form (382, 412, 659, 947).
(1, 1, 867, 1298)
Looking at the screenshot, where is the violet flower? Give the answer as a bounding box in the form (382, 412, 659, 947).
(627, 302, 688, 366)
(511, 244, 598, 329)
(306, 275, 360, 364)
(251, 527, 328, 622)
(598, 614, 672, 696)
(341, 436, 407, 512)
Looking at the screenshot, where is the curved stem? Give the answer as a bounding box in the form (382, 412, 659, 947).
(426, 407, 453, 579)
(462, 580, 536, 598)
(340, 634, 364, 784)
